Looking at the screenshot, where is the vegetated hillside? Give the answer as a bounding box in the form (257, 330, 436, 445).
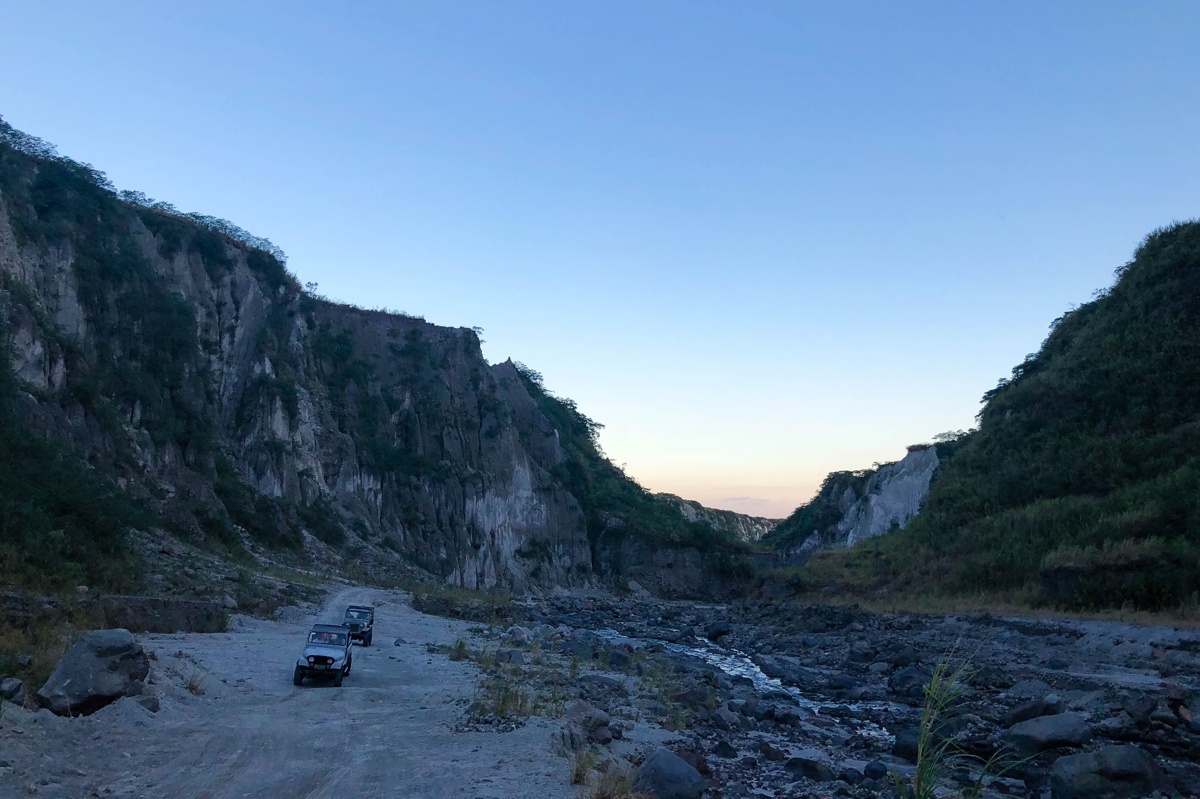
(0, 118, 749, 597)
(808, 222, 1200, 611)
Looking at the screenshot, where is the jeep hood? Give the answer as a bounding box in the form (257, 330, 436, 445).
(301, 644, 346, 660)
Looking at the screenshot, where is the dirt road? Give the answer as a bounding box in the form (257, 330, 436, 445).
(0, 587, 572, 798)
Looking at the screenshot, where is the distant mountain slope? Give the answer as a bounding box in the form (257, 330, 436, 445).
(654, 494, 779, 542)
(811, 222, 1200, 610)
(0, 118, 747, 596)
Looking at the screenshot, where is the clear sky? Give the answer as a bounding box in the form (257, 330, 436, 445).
(3, 3, 1199, 518)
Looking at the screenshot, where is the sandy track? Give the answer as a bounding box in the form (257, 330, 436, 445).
(0, 587, 572, 799)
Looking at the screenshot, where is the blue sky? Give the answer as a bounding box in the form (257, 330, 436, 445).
(3, 2, 1199, 517)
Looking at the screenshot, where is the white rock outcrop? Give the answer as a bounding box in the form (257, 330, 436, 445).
(838, 446, 939, 546)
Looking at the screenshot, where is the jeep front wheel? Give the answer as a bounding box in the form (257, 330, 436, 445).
(293, 666, 303, 686)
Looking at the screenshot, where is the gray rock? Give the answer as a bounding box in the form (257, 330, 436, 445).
(864, 761, 888, 780)
(16, 655, 31, 668)
(1050, 745, 1169, 799)
(705, 621, 733, 640)
(1120, 693, 1156, 723)
(558, 640, 594, 660)
(892, 728, 921, 762)
(712, 740, 738, 758)
(711, 705, 740, 730)
(566, 699, 610, 732)
(785, 752, 836, 782)
(890, 646, 920, 667)
(578, 673, 621, 691)
(495, 648, 525, 665)
(1002, 695, 1065, 727)
(1005, 679, 1053, 700)
(1094, 711, 1136, 738)
(752, 654, 824, 688)
(35, 629, 150, 717)
(633, 748, 705, 799)
(838, 766, 864, 785)
(553, 722, 587, 754)
(889, 666, 931, 699)
(137, 695, 160, 713)
(1004, 712, 1092, 756)
(505, 626, 533, 646)
(221, 595, 238, 610)
(1149, 706, 1177, 726)
(757, 740, 787, 762)
(669, 684, 711, 709)
(0, 677, 22, 702)
(773, 705, 805, 726)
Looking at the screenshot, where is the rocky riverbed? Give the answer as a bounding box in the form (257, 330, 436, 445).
(457, 591, 1200, 798)
(2, 586, 1198, 798)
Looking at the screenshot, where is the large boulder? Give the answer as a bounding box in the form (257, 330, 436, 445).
(1050, 745, 1169, 799)
(1004, 712, 1092, 756)
(785, 751, 836, 782)
(35, 629, 149, 717)
(888, 666, 932, 699)
(633, 748, 705, 799)
(705, 621, 732, 640)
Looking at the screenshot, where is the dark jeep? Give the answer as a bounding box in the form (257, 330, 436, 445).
(294, 624, 353, 686)
(342, 605, 375, 647)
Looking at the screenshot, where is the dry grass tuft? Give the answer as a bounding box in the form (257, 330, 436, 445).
(570, 749, 597, 785)
(583, 767, 651, 799)
(185, 668, 207, 696)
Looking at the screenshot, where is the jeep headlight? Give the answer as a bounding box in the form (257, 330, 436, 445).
(307, 656, 315, 664)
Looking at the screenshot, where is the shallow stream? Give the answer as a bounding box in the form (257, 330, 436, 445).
(595, 628, 902, 743)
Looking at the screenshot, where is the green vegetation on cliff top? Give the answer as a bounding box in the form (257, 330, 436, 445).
(796, 221, 1200, 612)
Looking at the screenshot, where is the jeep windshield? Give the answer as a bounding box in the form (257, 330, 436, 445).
(345, 609, 371, 620)
(308, 631, 348, 646)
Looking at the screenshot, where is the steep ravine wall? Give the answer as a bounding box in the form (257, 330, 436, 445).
(0, 138, 758, 595)
(0, 146, 597, 591)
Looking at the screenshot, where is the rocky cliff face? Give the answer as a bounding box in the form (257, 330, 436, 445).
(0, 127, 752, 593)
(655, 494, 778, 542)
(765, 446, 939, 561)
(836, 446, 939, 547)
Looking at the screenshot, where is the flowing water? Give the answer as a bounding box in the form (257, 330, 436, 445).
(594, 628, 902, 744)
